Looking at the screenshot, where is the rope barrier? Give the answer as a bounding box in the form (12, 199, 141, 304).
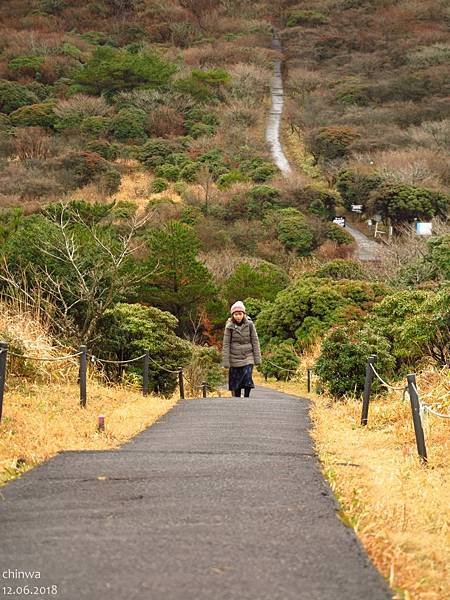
(370, 363, 405, 391)
(89, 353, 146, 365)
(183, 374, 203, 389)
(422, 405, 450, 419)
(7, 350, 82, 362)
(411, 382, 450, 420)
(263, 358, 298, 373)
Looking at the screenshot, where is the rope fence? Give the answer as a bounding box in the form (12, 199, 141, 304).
(410, 382, 450, 420)
(369, 363, 405, 391)
(89, 353, 147, 365)
(263, 358, 298, 373)
(360, 354, 448, 464)
(0, 340, 214, 422)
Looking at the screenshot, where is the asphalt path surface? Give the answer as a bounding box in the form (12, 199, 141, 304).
(0, 386, 392, 600)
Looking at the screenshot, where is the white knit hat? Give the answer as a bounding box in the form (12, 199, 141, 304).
(230, 300, 246, 314)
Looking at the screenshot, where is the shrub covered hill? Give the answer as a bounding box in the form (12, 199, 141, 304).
(0, 0, 448, 395)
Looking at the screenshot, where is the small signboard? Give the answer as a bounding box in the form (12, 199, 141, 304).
(332, 216, 346, 227)
(351, 204, 363, 213)
(416, 222, 432, 236)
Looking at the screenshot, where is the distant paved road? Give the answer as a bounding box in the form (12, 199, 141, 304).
(0, 387, 392, 600)
(345, 224, 381, 261)
(267, 32, 381, 263)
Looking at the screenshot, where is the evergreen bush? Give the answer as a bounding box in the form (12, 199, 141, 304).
(0, 80, 38, 114)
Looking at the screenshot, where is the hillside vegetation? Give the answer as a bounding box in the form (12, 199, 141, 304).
(0, 3, 449, 597)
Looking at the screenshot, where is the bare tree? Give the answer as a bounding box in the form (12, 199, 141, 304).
(196, 165, 215, 216)
(0, 203, 157, 344)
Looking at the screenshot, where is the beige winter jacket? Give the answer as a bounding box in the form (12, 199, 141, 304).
(222, 316, 262, 368)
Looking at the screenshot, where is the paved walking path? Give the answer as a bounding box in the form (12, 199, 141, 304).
(0, 387, 391, 600)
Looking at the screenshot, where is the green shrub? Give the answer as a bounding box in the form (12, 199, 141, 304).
(186, 123, 216, 138)
(0, 114, 12, 132)
(95, 303, 192, 395)
(251, 164, 277, 183)
(315, 324, 395, 398)
(174, 68, 230, 102)
(85, 140, 118, 160)
(60, 42, 84, 60)
(166, 152, 190, 168)
(139, 138, 182, 167)
(179, 161, 201, 182)
(180, 205, 202, 225)
(369, 289, 450, 367)
(248, 186, 280, 203)
(256, 276, 387, 349)
(336, 169, 382, 211)
(111, 107, 146, 141)
(240, 157, 277, 182)
(9, 102, 56, 128)
(154, 163, 180, 181)
(185, 108, 218, 136)
(0, 80, 38, 114)
(151, 178, 168, 193)
(73, 46, 177, 96)
(335, 82, 370, 106)
(9, 56, 45, 78)
(369, 183, 449, 224)
(81, 115, 111, 137)
(313, 259, 365, 280)
(224, 262, 289, 304)
(426, 234, 450, 280)
(259, 342, 300, 381)
(217, 170, 249, 189)
(308, 126, 359, 162)
(286, 10, 329, 27)
(276, 208, 316, 255)
(398, 288, 449, 367)
(197, 148, 228, 178)
(298, 186, 338, 220)
(326, 223, 355, 245)
(242, 297, 271, 321)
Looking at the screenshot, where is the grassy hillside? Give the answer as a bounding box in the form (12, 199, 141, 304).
(0, 3, 449, 598)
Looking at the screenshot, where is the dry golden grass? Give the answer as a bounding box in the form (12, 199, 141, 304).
(0, 380, 177, 487)
(255, 367, 450, 600)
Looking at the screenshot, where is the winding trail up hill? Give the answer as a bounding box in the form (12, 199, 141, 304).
(0, 387, 392, 599)
(266, 33, 381, 262)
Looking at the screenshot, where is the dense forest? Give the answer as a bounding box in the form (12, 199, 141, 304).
(0, 0, 448, 395)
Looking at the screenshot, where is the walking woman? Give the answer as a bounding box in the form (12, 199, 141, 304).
(222, 301, 262, 398)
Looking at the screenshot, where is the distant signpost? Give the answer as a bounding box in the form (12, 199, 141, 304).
(332, 216, 346, 227)
(351, 204, 363, 213)
(415, 222, 432, 236)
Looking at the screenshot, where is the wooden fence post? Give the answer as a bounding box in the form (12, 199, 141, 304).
(0, 342, 8, 423)
(142, 350, 150, 396)
(361, 355, 376, 426)
(178, 368, 185, 400)
(79, 345, 87, 407)
(406, 374, 428, 464)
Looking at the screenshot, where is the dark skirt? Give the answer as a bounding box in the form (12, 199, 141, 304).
(228, 364, 255, 391)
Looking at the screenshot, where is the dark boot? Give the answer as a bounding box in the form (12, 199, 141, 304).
(244, 387, 251, 397)
(233, 388, 242, 397)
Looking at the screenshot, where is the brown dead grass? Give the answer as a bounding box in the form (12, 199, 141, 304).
(255, 367, 450, 600)
(0, 380, 177, 487)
